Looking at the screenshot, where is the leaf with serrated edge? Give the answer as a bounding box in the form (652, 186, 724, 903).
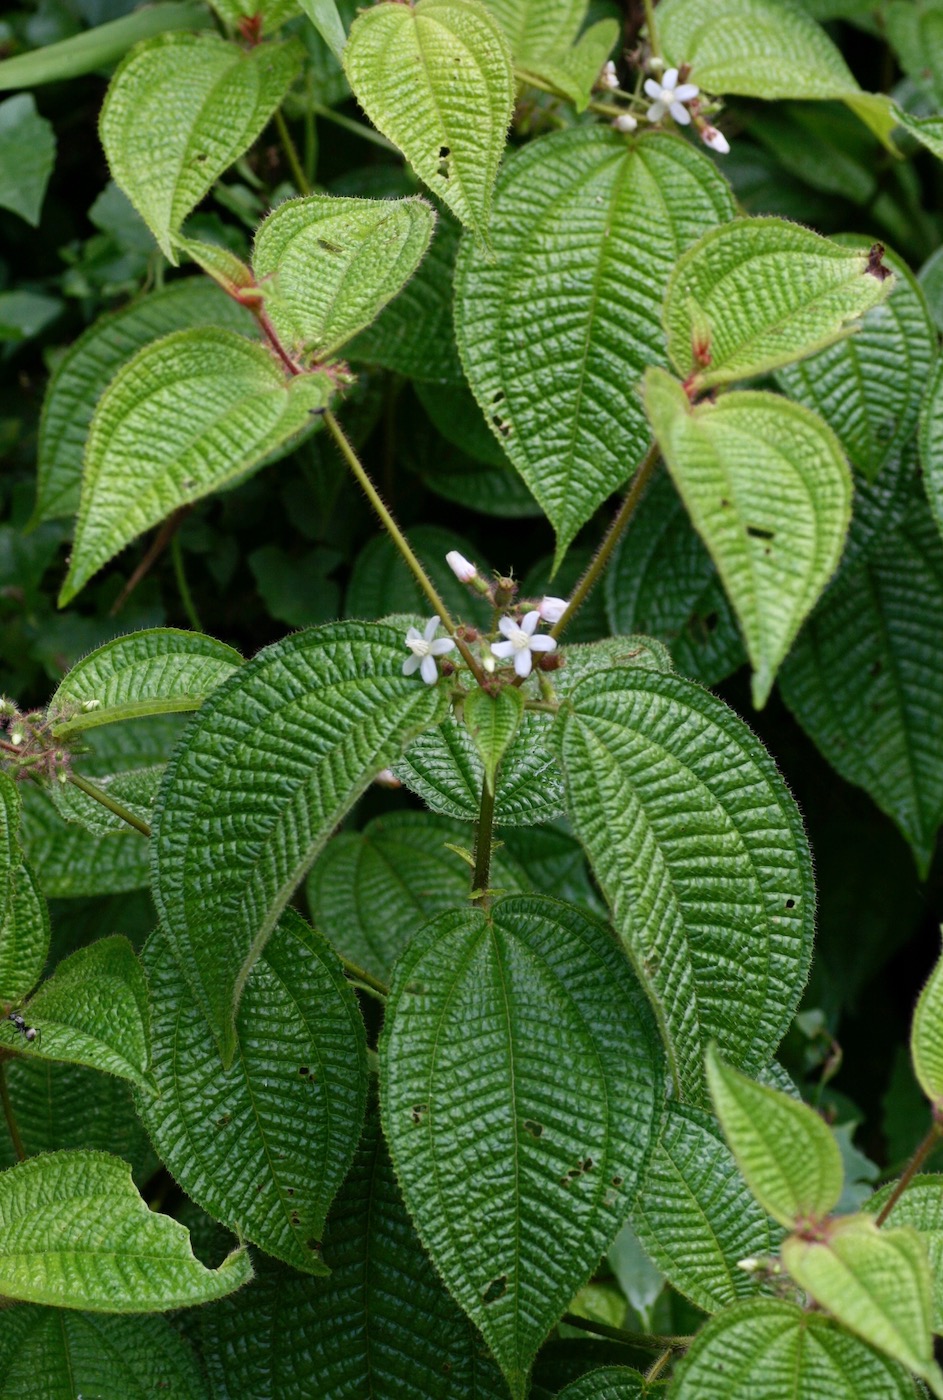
(663, 218, 893, 390)
(60, 328, 333, 605)
(153, 621, 448, 1065)
(911, 934, 943, 1104)
(343, 0, 513, 243)
(556, 1368, 648, 1398)
(0, 775, 50, 1005)
(518, 20, 620, 113)
(0, 1150, 251, 1310)
(454, 128, 735, 563)
(463, 685, 525, 795)
(481, 0, 584, 61)
(918, 357, 943, 546)
(867, 1175, 943, 1334)
(99, 32, 302, 260)
(643, 370, 852, 707)
(380, 895, 663, 1400)
(253, 194, 435, 360)
(553, 669, 814, 1104)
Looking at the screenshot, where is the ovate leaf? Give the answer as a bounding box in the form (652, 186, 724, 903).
(0, 94, 56, 226)
(209, 0, 301, 36)
(553, 669, 814, 1103)
(153, 621, 447, 1064)
(911, 936, 943, 1104)
(919, 356, 943, 542)
(556, 1369, 648, 1399)
(454, 128, 735, 561)
(463, 685, 525, 794)
(60, 328, 333, 605)
(867, 1175, 943, 1333)
(100, 32, 303, 259)
(380, 895, 663, 1400)
(519, 20, 620, 113)
(643, 370, 852, 707)
(0, 774, 50, 1006)
(0, 1151, 251, 1310)
(342, 0, 514, 243)
(481, 0, 585, 59)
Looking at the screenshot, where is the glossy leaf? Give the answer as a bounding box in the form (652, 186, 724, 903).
(0, 1151, 251, 1310)
(0, 775, 50, 1006)
(556, 1369, 649, 1398)
(380, 895, 663, 1400)
(100, 32, 303, 260)
(553, 669, 814, 1103)
(463, 685, 525, 794)
(454, 128, 735, 561)
(911, 937, 943, 1104)
(0, 95, 56, 227)
(342, 0, 514, 243)
(643, 370, 852, 707)
(867, 1176, 943, 1333)
(918, 357, 943, 544)
(60, 329, 333, 605)
(153, 621, 447, 1064)
(19, 783, 151, 897)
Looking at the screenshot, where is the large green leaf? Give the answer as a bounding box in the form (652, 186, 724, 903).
(137, 913, 365, 1274)
(454, 128, 735, 562)
(51, 764, 161, 838)
(18, 783, 150, 897)
(867, 1176, 943, 1333)
(779, 495, 943, 877)
(60, 329, 334, 605)
(380, 895, 663, 1400)
(100, 32, 302, 260)
(911, 938, 943, 1104)
(481, 0, 584, 59)
(643, 371, 852, 707)
(0, 1151, 251, 1310)
(0, 94, 56, 227)
(0, 774, 50, 1006)
(342, 0, 514, 243)
(556, 1371, 649, 1399)
(153, 621, 447, 1064)
(463, 685, 525, 795)
(918, 357, 943, 544)
(554, 668, 813, 1103)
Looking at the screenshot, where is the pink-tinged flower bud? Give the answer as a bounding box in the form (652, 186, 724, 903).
(375, 769, 402, 788)
(598, 60, 619, 91)
(613, 113, 638, 134)
(700, 124, 730, 154)
(538, 596, 568, 624)
(446, 550, 477, 583)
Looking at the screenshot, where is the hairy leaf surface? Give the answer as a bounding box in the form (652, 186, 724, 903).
(911, 938, 943, 1104)
(556, 1369, 649, 1398)
(0, 774, 49, 1005)
(868, 1176, 943, 1332)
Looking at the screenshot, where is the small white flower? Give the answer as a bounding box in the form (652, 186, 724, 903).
(644, 68, 699, 125)
(81, 698, 101, 712)
(402, 617, 455, 684)
(446, 549, 478, 583)
(613, 113, 638, 134)
(491, 611, 557, 679)
(700, 123, 730, 154)
(599, 59, 619, 91)
(538, 596, 568, 624)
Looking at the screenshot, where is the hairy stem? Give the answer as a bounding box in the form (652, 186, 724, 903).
(338, 955, 389, 1002)
(67, 771, 152, 838)
(310, 102, 398, 153)
(471, 778, 496, 908)
(646, 1348, 673, 1382)
(274, 109, 310, 194)
(171, 533, 203, 632)
(561, 1313, 691, 1351)
(874, 1115, 943, 1226)
(0, 1063, 26, 1162)
(643, 0, 661, 56)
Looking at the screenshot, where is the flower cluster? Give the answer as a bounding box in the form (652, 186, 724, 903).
(607, 58, 729, 154)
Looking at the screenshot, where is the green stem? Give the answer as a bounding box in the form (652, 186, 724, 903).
(304, 68, 317, 186)
(874, 1115, 943, 1227)
(550, 439, 660, 641)
(170, 533, 203, 632)
(274, 109, 310, 194)
(339, 955, 389, 1002)
(643, 0, 661, 56)
(471, 778, 496, 908)
(67, 771, 152, 838)
(0, 1063, 26, 1162)
(310, 102, 398, 153)
(646, 1348, 673, 1382)
(561, 1313, 691, 1352)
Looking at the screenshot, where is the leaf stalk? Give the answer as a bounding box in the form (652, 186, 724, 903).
(66, 771, 152, 838)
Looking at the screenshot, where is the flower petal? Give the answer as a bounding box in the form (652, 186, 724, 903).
(423, 616, 440, 642)
(643, 77, 662, 100)
(402, 655, 421, 675)
(497, 615, 517, 639)
(529, 636, 557, 652)
(670, 102, 692, 124)
(430, 639, 455, 656)
(520, 610, 540, 635)
(420, 653, 438, 684)
(405, 627, 422, 643)
(675, 83, 699, 102)
(514, 649, 533, 678)
(662, 68, 679, 89)
(491, 641, 514, 660)
(646, 100, 667, 122)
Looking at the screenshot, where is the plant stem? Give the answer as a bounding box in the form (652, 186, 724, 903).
(338, 955, 389, 1001)
(550, 439, 660, 641)
(67, 772, 152, 838)
(643, 0, 661, 56)
(561, 1313, 691, 1351)
(171, 533, 203, 632)
(303, 69, 317, 186)
(874, 1115, 943, 1226)
(109, 506, 190, 616)
(471, 778, 496, 908)
(310, 102, 398, 153)
(274, 109, 310, 194)
(646, 1348, 673, 1382)
(0, 1063, 26, 1162)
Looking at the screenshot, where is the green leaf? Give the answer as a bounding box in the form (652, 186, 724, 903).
(345, 524, 492, 627)
(35, 278, 257, 525)
(779, 495, 943, 878)
(556, 1368, 649, 1398)
(0, 95, 56, 227)
(892, 108, 943, 165)
(380, 895, 664, 1400)
(19, 784, 150, 897)
(782, 1214, 943, 1396)
(100, 32, 303, 260)
(0, 775, 50, 1006)
(60, 328, 334, 605)
(885, 1, 943, 100)
(663, 218, 893, 390)
(210, 0, 302, 36)
(631, 1100, 782, 1313)
(643, 370, 852, 707)
(454, 128, 735, 561)
(553, 669, 814, 1103)
(867, 1176, 943, 1333)
(0, 1308, 209, 1400)
(706, 1047, 842, 1229)
(298, 0, 348, 63)
(48, 628, 242, 737)
(137, 913, 366, 1275)
(911, 936, 943, 1104)
(481, 0, 585, 59)
(153, 621, 447, 1065)
(519, 20, 620, 113)
(0, 1150, 251, 1311)
(918, 357, 943, 544)
(670, 1296, 920, 1399)
(52, 765, 161, 837)
(342, 0, 514, 243)
(463, 685, 525, 795)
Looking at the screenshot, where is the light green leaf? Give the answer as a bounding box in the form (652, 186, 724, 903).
(782, 1214, 943, 1397)
(670, 1296, 920, 1399)
(885, 1, 943, 99)
(252, 194, 435, 360)
(60, 328, 334, 605)
(867, 1176, 943, 1334)
(177, 237, 256, 296)
(342, 0, 514, 243)
(893, 107, 943, 165)
(663, 218, 893, 390)
(553, 669, 814, 1103)
(463, 685, 525, 795)
(0, 1150, 251, 1311)
(643, 370, 852, 707)
(0, 95, 56, 227)
(100, 32, 303, 260)
(918, 357, 943, 544)
(556, 1369, 649, 1399)
(138, 913, 366, 1275)
(153, 621, 448, 1065)
(454, 128, 735, 561)
(209, 0, 301, 36)
(298, 0, 348, 63)
(519, 19, 620, 113)
(0, 775, 50, 1006)
(911, 936, 943, 1104)
(481, 0, 585, 59)
(631, 1100, 782, 1313)
(706, 1047, 843, 1229)
(380, 895, 663, 1400)
(47, 629, 242, 737)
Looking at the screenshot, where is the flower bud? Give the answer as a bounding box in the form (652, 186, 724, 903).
(538, 595, 568, 624)
(375, 768, 402, 789)
(446, 550, 477, 583)
(598, 60, 619, 91)
(700, 124, 730, 154)
(613, 113, 638, 134)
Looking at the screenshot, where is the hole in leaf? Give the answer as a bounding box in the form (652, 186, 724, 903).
(869, 659, 883, 678)
(290, 1210, 300, 1225)
(306, 1238, 321, 1252)
(437, 148, 451, 180)
(523, 1119, 543, 1138)
(746, 525, 775, 541)
(720, 498, 730, 508)
(411, 1103, 428, 1125)
(611, 1175, 624, 1188)
(482, 1276, 507, 1305)
(582, 1157, 594, 1172)
(492, 390, 505, 404)
(299, 1066, 310, 1077)
(703, 611, 718, 633)
(492, 415, 511, 437)
(785, 898, 796, 910)
(286, 1187, 294, 1196)
(215, 1114, 231, 1128)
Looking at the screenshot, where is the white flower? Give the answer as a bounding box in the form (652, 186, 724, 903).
(700, 123, 730, 154)
(402, 617, 455, 684)
(446, 549, 477, 583)
(538, 595, 568, 624)
(491, 611, 557, 678)
(644, 68, 699, 125)
(613, 113, 638, 134)
(599, 59, 619, 91)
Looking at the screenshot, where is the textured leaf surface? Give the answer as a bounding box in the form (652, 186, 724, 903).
(100, 32, 302, 259)
(557, 1369, 648, 1398)
(153, 621, 447, 1063)
(380, 895, 663, 1400)
(481, 0, 584, 59)
(663, 219, 893, 389)
(867, 1176, 943, 1333)
(138, 913, 365, 1274)
(454, 128, 734, 560)
(0, 774, 50, 1005)
(0, 94, 56, 227)
(912, 940, 943, 1104)
(631, 1100, 781, 1313)
(671, 1296, 919, 1399)
(209, 0, 301, 35)
(343, 0, 513, 241)
(519, 20, 619, 113)
(19, 784, 150, 897)
(0, 1151, 251, 1310)
(918, 357, 943, 545)
(554, 669, 814, 1103)
(463, 685, 525, 794)
(61, 329, 333, 604)
(643, 371, 852, 707)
